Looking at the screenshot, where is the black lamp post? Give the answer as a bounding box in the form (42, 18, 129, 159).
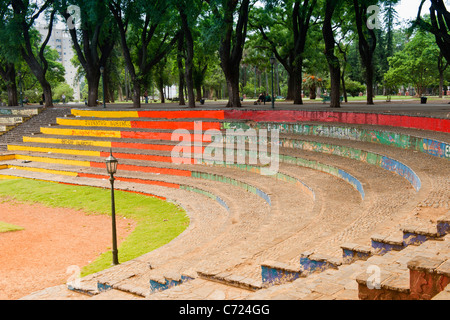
(18, 71, 23, 107)
(105, 149, 119, 265)
(100, 66, 106, 109)
(270, 55, 276, 110)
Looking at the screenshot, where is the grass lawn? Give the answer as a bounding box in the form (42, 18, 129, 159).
(0, 178, 189, 277)
(0, 221, 24, 233)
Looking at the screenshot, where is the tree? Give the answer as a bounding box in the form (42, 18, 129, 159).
(59, 0, 116, 107)
(205, 0, 251, 108)
(352, 0, 378, 105)
(384, 29, 442, 97)
(10, 0, 57, 107)
(251, 0, 318, 104)
(0, 4, 18, 106)
(323, 0, 342, 108)
(415, 0, 450, 63)
(109, 0, 180, 108)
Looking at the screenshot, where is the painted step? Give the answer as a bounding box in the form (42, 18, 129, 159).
(22, 136, 206, 155)
(71, 108, 450, 133)
(371, 233, 404, 255)
(56, 117, 224, 131)
(299, 251, 342, 275)
(0, 124, 16, 132)
(1, 158, 273, 208)
(437, 215, 450, 236)
(196, 270, 263, 292)
(341, 243, 373, 264)
(0, 116, 28, 124)
(7, 143, 365, 201)
(2, 153, 315, 205)
(149, 272, 195, 295)
(402, 225, 443, 246)
(358, 256, 450, 300)
(229, 121, 450, 161)
(356, 270, 411, 300)
(0, 107, 41, 116)
(39, 126, 215, 142)
(7, 143, 197, 164)
(71, 109, 227, 120)
(261, 260, 303, 287)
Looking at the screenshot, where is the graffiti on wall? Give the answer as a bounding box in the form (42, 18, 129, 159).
(223, 122, 450, 160)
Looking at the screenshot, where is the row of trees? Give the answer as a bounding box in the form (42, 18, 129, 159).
(0, 0, 449, 109)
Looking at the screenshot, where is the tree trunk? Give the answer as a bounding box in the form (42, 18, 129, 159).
(180, 12, 195, 108)
(42, 82, 53, 108)
(177, 35, 186, 106)
(196, 85, 202, 102)
(158, 77, 165, 103)
(133, 80, 141, 108)
(0, 63, 18, 106)
(341, 71, 348, 103)
(292, 67, 303, 104)
(323, 0, 341, 108)
(225, 69, 241, 108)
(7, 84, 18, 107)
(365, 61, 375, 105)
(353, 0, 376, 106)
(215, 0, 250, 109)
(286, 74, 295, 101)
(87, 75, 101, 107)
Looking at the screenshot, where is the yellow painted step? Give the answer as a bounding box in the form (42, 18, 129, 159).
(71, 110, 139, 118)
(6, 165, 79, 177)
(23, 136, 112, 148)
(8, 145, 101, 157)
(14, 154, 91, 167)
(56, 118, 132, 128)
(41, 127, 122, 138)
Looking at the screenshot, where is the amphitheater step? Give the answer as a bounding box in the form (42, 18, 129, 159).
(341, 243, 373, 264)
(261, 260, 304, 287)
(437, 215, 450, 236)
(402, 225, 443, 246)
(0, 106, 42, 117)
(371, 233, 404, 255)
(0, 107, 72, 151)
(149, 272, 195, 294)
(356, 270, 411, 300)
(299, 251, 342, 275)
(197, 270, 263, 292)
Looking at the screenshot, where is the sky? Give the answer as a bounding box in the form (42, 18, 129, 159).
(396, 0, 450, 21)
(395, 0, 423, 20)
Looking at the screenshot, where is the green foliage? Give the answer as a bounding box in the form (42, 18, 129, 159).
(384, 29, 444, 95)
(0, 221, 24, 233)
(53, 83, 74, 101)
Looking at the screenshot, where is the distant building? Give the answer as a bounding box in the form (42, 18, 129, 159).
(36, 23, 81, 101)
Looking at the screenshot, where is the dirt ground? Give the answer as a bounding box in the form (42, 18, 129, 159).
(0, 200, 136, 300)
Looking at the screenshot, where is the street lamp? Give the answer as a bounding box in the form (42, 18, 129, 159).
(270, 55, 276, 110)
(100, 66, 106, 109)
(105, 149, 119, 265)
(18, 71, 23, 107)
